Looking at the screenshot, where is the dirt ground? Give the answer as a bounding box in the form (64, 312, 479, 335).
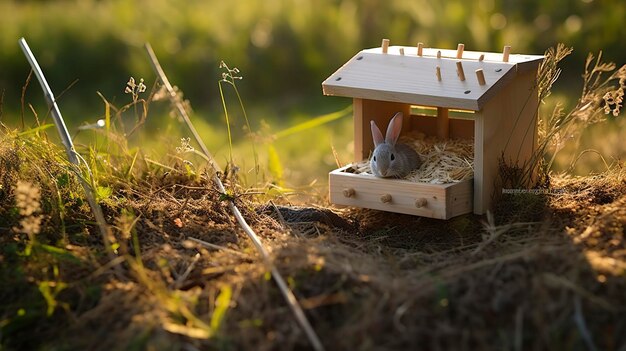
(1, 138, 625, 350)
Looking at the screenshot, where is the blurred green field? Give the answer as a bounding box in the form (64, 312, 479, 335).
(1, 0, 625, 187)
(1, 5, 625, 348)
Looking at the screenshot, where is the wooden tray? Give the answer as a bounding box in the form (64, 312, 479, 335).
(329, 165, 473, 219)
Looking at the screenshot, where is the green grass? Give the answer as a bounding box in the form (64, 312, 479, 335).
(1, 17, 625, 348)
(2, 0, 625, 121)
(2, 0, 625, 178)
(5, 125, 625, 349)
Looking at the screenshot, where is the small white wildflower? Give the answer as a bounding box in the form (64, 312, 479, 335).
(138, 78, 146, 93)
(125, 76, 147, 97)
(175, 137, 194, 153)
(13, 181, 43, 236)
(15, 181, 41, 216)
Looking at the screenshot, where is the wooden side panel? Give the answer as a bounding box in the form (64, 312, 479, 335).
(329, 166, 473, 220)
(354, 98, 411, 162)
(473, 69, 539, 214)
(447, 179, 474, 218)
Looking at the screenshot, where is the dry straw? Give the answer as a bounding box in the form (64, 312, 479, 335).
(352, 135, 474, 183)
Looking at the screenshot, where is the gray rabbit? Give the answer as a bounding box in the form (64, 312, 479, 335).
(370, 112, 421, 178)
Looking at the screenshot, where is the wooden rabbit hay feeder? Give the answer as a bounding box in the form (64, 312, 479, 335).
(323, 41, 544, 219)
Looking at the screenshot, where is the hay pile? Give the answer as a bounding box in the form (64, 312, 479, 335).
(3, 134, 626, 351)
(351, 133, 474, 183)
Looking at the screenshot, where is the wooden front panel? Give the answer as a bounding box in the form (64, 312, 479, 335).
(329, 165, 473, 220)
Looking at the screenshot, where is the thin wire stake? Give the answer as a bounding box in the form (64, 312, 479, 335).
(18, 38, 119, 271)
(144, 43, 325, 351)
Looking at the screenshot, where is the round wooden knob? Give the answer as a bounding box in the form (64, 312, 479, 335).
(343, 188, 355, 198)
(380, 194, 392, 203)
(415, 198, 428, 208)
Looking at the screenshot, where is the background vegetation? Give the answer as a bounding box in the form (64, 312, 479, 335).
(1, 2, 626, 350)
(1, 0, 625, 184)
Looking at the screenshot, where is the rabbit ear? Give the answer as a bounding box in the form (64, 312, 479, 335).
(385, 112, 404, 145)
(371, 120, 384, 146)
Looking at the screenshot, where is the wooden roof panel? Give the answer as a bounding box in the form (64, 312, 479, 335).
(322, 46, 544, 111)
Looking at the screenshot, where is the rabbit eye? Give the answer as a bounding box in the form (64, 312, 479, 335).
(390, 153, 395, 161)
(373, 156, 376, 161)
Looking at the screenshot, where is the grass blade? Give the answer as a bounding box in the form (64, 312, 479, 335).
(210, 285, 232, 331)
(274, 106, 351, 139)
(267, 143, 284, 186)
(17, 123, 54, 136)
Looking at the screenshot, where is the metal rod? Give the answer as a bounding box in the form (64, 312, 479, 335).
(18, 38, 118, 269)
(18, 38, 77, 163)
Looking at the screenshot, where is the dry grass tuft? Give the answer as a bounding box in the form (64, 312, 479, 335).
(536, 45, 626, 174)
(2, 43, 626, 351)
(2, 116, 626, 351)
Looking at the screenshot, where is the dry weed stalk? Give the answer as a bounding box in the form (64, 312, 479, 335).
(537, 45, 626, 174)
(145, 43, 325, 351)
(500, 44, 626, 188)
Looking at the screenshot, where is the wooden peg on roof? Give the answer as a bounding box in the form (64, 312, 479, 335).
(417, 42, 424, 56)
(456, 61, 466, 81)
(381, 39, 390, 54)
(502, 45, 511, 62)
(437, 50, 441, 59)
(436, 65, 442, 81)
(399, 47, 405, 55)
(475, 69, 486, 85)
(456, 43, 464, 59)
(478, 54, 485, 62)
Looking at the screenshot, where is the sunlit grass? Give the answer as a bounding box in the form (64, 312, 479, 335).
(1, 0, 625, 344)
(1, 42, 625, 350)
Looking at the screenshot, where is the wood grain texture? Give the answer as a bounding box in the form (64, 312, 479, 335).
(361, 46, 543, 71)
(322, 50, 521, 111)
(323, 45, 543, 216)
(329, 165, 473, 219)
(473, 69, 539, 214)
